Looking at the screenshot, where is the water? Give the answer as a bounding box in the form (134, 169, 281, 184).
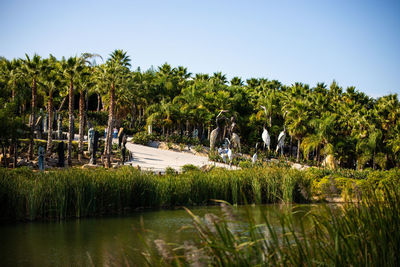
(0, 204, 321, 266)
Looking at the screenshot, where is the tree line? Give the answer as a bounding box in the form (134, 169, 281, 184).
(0, 49, 399, 169)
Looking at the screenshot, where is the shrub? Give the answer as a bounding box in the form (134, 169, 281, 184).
(181, 164, 200, 173)
(132, 131, 153, 145)
(178, 143, 185, 151)
(165, 167, 177, 175)
(193, 145, 204, 153)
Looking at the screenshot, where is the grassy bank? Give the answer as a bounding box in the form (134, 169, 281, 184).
(143, 184, 400, 266)
(0, 166, 399, 221)
(0, 166, 311, 221)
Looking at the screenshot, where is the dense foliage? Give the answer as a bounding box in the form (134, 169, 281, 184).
(1, 51, 400, 168)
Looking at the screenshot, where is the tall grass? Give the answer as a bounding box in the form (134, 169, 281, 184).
(142, 184, 400, 266)
(0, 166, 311, 221)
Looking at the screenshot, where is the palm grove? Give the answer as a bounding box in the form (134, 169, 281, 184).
(0, 49, 399, 169)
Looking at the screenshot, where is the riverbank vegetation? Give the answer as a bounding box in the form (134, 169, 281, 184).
(1, 50, 400, 169)
(142, 183, 400, 266)
(0, 166, 398, 222)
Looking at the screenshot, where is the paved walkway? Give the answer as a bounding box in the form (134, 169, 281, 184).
(124, 143, 236, 173)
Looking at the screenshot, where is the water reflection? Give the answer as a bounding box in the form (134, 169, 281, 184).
(0, 204, 324, 266)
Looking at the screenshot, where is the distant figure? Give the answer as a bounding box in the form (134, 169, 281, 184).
(121, 134, 127, 164)
(218, 146, 228, 164)
(118, 128, 124, 148)
(57, 115, 62, 140)
(260, 105, 271, 151)
(57, 141, 65, 167)
(38, 146, 45, 171)
(104, 128, 107, 138)
(229, 116, 241, 153)
(88, 127, 94, 153)
(91, 130, 100, 165)
(192, 129, 198, 139)
(210, 110, 228, 152)
(252, 143, 258, 166)
(322, 154, 336, 170)
(226, 138, 233, 167)
(43, 113, 48, 133)
(276, 111, 288, 156)
(88, 128, 95, 164)
(276, 126, 286, 156)
(113, 128, 118, 138)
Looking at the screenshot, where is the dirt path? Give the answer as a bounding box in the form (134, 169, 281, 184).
(125, 143, 236, 173)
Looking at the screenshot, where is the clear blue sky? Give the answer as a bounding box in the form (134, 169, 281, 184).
(1, 0, 399, 98)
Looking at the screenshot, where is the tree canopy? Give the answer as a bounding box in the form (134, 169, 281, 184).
(0, 51, 399, 169)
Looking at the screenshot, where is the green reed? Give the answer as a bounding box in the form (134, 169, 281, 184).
(142, 184, 400, 266)
(0, 166, 311, 221)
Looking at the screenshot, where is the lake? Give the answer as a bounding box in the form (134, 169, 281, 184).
(0, 204, 322, 266)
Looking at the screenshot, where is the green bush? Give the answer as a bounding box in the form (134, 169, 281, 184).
(181, 164, 200, 173)
(132, 131, 153, 145)
(193, 144, 204, 153)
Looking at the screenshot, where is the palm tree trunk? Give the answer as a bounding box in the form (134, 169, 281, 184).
(2, 144, 7, 167)
(13, 141, 17, 168)
(130, 103, 136, 128)
(372, 150, 376, 170)
(57, 96, 67, 112)
(67, 80, 74, 166)
(28, 79, 36, 160)
(97, 93, 101, 112)
(296, 139, 301, 162)
(104, 83, 115, 168)
(46, 91, 54, 156)
(78, 90, 85, 162)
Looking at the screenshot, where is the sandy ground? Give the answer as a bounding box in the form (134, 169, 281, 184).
(124, 142, 237, 173)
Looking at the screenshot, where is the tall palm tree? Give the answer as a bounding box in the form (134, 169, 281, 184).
(211, 72, 227, 85)
(61, 56, 84, 166)
(102, 49, 131, 168)
(284, 98, 309, 162)
(42, 55, 62, 156)
(76, 66, 91, 162)
(230, 77, 244, 86)
(22, 54, 42, 160)
(0, 58, 22, 101)
(301, 113, 337, 165)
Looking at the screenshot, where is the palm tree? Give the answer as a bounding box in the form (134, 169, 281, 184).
(75, 66, 92, 162)
(22, 54, 42, 160)
(0, 58, 22, 101)
(211, 72, 227, 85)
(102, 49, 131, 168)
(61, 56, 84, 166)
(284, 98, 309, 162)
(230, 77, 244, 86)
(246, 78, 260, 89)
(42, 55, 62, 156)
(301, 113, 337, 165)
